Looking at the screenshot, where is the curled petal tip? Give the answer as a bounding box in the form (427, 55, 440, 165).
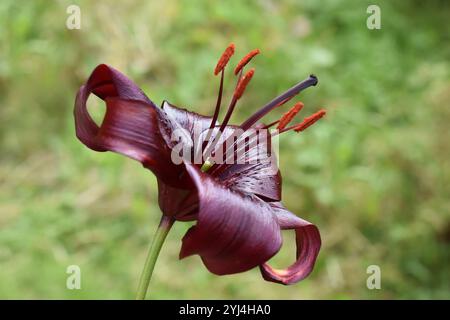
(260, 224, 321, 285)
(259, 204, 321, 285)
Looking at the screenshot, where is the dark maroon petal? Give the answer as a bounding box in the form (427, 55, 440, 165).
(97, 98, 170, 165)
(179, 164, 282, 275)
(208, 127, 282, 201)
(95, 98, 183, 183)
(158, 101, 218, 166)
(216, 163, 281, 201)
(260, 202, 321, 285)
(157, 179, 198, 220)
(87, 64, 152, 103)
(74, 64, 155, 152)
(74, 64, 182, 186)
(161, 101, 217, 138)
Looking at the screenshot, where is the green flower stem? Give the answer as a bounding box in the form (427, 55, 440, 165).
(136, 214, 174, 300)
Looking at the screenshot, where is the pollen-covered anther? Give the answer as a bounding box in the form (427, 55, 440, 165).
(234, 49, 260, 75)
(294, 109, 326, 132)
(214, 43, 236, 75)
(234, 68, 255, 100)
(276, 102, 304, 130)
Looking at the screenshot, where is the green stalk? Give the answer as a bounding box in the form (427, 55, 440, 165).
(136, 215, 174, 300)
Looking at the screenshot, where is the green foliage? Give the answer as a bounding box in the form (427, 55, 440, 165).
(0, 0, 449, 299)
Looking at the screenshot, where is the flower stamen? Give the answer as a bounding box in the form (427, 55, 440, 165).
(219, 68, 255, 132)
(276, 102, 304, 130)
(208, 70, 225, 130)
(214, 43, 235, 75)
(276, 109, 326, 135)
(234, 49, 260, 75)
(293, 109, 326, 132)
(262, 119, 280, 129)
(203, 68, 255, 167)
(233, 68, 255, 100)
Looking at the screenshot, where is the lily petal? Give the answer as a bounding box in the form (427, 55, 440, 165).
(216, 163, 281, 201)
(87, 64, 152, 103)
(209, 127, 282, 201)
(74, 64, 181, 185)
(74, 64, 156, 151)
(260, 202, 321, 285)
(161, 101, 218, 139)
(180, 164, 282, 275)
(157, 179, 198, 219)
(160, 101, 219, 166)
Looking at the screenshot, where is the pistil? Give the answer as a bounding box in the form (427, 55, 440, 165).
(240, 75, 318, 130)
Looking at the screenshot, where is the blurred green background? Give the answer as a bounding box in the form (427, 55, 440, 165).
(0, 0, 449, 299)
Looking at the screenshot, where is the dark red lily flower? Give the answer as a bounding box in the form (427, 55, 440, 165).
(74, 44, 325, 285)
